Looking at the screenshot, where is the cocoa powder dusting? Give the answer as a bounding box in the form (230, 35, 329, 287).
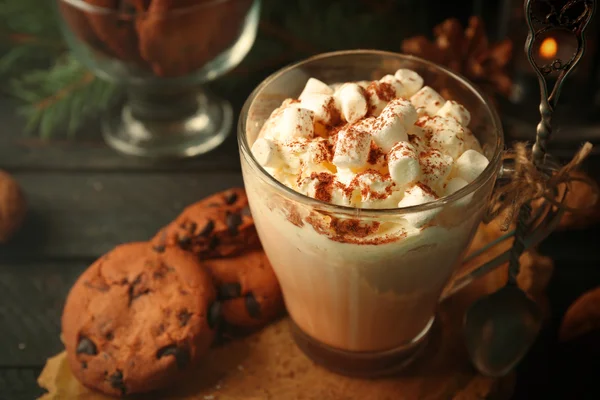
(415, 117, 431, 128)
(330, 218, 380, 238)
(323, 97, 341, 126)
(367, 81, 396, 102)
(305, 212, 406, 245)
(286, 206, 304, 228)
(368, 142, 386, 165)
(419, 150, 446, 178)
(415, 182, 438, 198)
(310, 172, 335, 203)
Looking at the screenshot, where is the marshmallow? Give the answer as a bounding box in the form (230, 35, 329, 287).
(419, 149, 453, 190)
(335, 83, 368, 123)
(436, 100, 471, 127)
(408, 132, 426, 155)
(300, 93, 340, 126)
(445, 177, 469, 195)
(397, 184, 439, 227)
(299, 77, 334, 100)
(463, 129, 484, 153)
(371, 111, 409, 152)
(381, 98, 418, 127)
(351, 116, 376, 132)
(276, 106, 315, 141)
(388, 142, 421, 188)
(394, 69, 424, 97)
(350, 170, 398, 208)
(251, 137, 283, 168)
(356, 80, 371, 89)
(298, 173, 349, 206)
(365, 78, 403, 116)
(410, 86, 445, 116)
(333, 128, 372, 169)
(444, 177, 473, 208)
(278, 138, 310, 170)
(422, 116, 465, 159)
(380, 75, 410, 98)
(454, 149, 489, 183)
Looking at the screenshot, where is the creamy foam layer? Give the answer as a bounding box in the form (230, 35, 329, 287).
(243, 165, 485, 351)
(251, 69, 489, 220)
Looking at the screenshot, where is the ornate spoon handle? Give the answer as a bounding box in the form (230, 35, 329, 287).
(524, 0, 595, 166)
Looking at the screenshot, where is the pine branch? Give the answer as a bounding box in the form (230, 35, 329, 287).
(0, 0, 65, 77)
(10, 54, 119, 138)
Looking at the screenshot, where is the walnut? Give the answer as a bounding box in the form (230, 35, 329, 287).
(0, 170, 27, 243)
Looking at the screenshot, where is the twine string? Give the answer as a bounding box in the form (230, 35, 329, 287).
(484, 141, 596, 231)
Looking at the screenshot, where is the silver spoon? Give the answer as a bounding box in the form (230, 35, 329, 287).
(464, 205, 542, 377)
(463, 0, 595, 377)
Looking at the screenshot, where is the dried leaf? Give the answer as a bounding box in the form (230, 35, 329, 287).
(38, 352, 107, 400)
(559, 287, 600, 342)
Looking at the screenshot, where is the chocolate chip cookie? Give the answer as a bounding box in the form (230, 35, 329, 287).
(83, 0, 142, 62)
(61, 242, 219, 397)
(152, 188, 261, 259)
(205, 249, 284, 328)
(135, 0, 253, 77)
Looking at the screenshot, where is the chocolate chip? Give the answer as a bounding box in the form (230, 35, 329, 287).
(245, 293, 261, 319)
(188, 222, 198, 233)
(153, 265, 169, 279)
(81, 361, 87, 369)
(207, 301, 221, 329)
(152, 244, 165, 253)
(226, 212, 243, 235)
(177, 309, 192, 327)
(197, 220, 215, 237)
(108, 370, 126, 395)
(76, 336, 97, 355)
(156, 345, 190, 369)
(128, 275, 150, 306)
(178, 235, 191, 249)
(208, 236, 220, 250)
(224, 191, 238, 205)
(217, 282, 242, 300)
(105, 332, 114, 341)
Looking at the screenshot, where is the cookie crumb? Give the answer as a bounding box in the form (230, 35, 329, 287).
(17, 343, 25, 350)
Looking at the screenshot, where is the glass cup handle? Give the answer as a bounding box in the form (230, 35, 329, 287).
(438, 163, 567, 302)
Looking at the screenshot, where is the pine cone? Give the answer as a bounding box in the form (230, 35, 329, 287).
(0, 170, 27, 243)
(401, 16, 513, 100)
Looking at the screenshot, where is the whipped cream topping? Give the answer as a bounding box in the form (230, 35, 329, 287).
(251, 69, 489, 218)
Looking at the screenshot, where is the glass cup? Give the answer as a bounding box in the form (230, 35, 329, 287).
(56, 0, 260, 158)
(238, 50, 507, 377)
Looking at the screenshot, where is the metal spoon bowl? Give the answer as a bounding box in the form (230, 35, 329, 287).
(464, 284, 542, 377)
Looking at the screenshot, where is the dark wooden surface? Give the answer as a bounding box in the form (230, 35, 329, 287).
(1, 78, 600, 400)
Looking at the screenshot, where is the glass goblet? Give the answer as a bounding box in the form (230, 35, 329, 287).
(56, 0, 260, 158)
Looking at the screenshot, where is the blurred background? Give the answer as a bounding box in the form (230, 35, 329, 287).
(1, 0, 599, 399)
(0, 0, 599, 155)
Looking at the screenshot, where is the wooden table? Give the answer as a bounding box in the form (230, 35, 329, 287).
(1, 78, 600, 399)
